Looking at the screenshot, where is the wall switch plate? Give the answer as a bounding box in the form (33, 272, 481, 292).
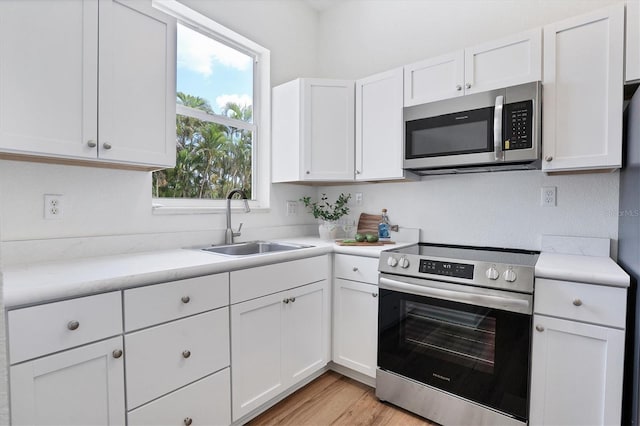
(355, 192, 363, 205)
(286, 200, 298, 216)
(44, 194, 64, 219)
(541, 186, 556, 207)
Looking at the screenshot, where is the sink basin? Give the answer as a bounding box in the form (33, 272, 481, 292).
(201, 241, 313, 256)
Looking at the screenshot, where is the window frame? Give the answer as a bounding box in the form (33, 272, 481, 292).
(151, 0, 271, 214)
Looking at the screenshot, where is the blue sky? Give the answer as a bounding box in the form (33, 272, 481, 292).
(176, 23, 253, 115)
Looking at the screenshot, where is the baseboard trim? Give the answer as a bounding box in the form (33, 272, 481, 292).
(328, 362, 376, 388)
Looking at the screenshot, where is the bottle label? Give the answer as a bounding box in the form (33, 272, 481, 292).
(378, 223, 390, 239)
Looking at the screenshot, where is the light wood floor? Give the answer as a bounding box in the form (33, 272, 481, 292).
(246, 371, 438, 426)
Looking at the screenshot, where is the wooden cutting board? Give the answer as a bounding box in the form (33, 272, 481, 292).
(357, 213, 382, 235)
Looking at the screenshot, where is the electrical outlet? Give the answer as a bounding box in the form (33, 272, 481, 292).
(541, 186, 556, 207)
(44, 194, 64, 219)
(286, 200, 298, 216)
(355, 192, 363, 205)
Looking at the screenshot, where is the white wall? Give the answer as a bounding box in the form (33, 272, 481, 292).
(317, 0, 623, 79)
(315, 0, 624, 254)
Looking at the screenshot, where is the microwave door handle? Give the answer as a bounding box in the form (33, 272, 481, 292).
(494, 95, 504, 161)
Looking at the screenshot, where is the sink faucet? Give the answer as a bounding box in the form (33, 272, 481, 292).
(225, 189, 251, 244)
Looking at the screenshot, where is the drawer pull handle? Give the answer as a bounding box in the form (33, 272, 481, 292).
(181, 296, 191, 304)
(535, 325, 544, 332)
(283, 298, 290, 304)
(67, 320, 80, 331)
(352, 267, 359, 272)
(182, 350, 191, 359)
(184, 418, 193, 426)
(112, 349, 123, 359)
(290, 297, 296, 303)
(573, 299, 583, 306)
(372, 293, 378, 298)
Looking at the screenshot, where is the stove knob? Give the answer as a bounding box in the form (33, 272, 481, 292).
(503, 267, 517, 283)
(387, 257, 398, 267)
(399, 257, 410, 269)
(486, 266, 500, 280)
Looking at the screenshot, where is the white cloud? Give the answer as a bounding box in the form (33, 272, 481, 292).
(216, 94, 253, 109)
(177, 24, 252, 77)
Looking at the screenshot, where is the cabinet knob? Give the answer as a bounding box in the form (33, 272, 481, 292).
(372, 293, 378, 298)
(573, 299, 583, 306)
(306, 171, 310, 174)
(456, 85, 462, 91)
(184, 418, 193, 426)
(535, 324, 545, 332)
(182, 350, 191, 359)
(352, 266, 359, 272)
(67, 320, 80, 331)
(465, 83, 471, 89)
(181, 296, 191, 304)
(545, 155, 553, 162)
(102, 142, 112, 150)
(283, 298, 290, 304)
(290, 297, 296, 303)
(356, 170, 361, 174)
(87, 140, 97, 148)
(112, 349, 123, 359)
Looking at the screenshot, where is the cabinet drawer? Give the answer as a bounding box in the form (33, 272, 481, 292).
(124, 273, 229, 331)
(231, 255, 328, 304)
(334, 254, 379, 284)
(125, 308, 230, 409)
(8, 292, 122, 364)
(128, 368, 231, 426)
(534, 278, 626, 328)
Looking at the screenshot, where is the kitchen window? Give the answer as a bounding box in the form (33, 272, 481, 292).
(151, 1, 270, 213)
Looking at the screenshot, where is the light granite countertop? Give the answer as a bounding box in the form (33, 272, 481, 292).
(2, 237, 416, 309)
(535, 252, 630, 288)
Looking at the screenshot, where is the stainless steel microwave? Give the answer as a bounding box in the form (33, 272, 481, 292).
(403, 81, 541, 175)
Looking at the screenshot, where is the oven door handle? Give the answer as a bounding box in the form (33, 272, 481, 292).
(379, 277, 531, 314)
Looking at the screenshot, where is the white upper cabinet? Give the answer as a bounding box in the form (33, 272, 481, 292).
(627, 0, 640, 83)
(404, 51, 464, 105)
(355, 68, 405, 181)
(542, 4, 624, 172)
(272, 78, 355, 182)
(0, 0, 176, 170)
(404, 28, 541, 106)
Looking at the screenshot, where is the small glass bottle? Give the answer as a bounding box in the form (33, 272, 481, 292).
(378, 209, 390, 240)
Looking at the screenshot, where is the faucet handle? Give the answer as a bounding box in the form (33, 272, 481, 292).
(233, 222, 243, 237)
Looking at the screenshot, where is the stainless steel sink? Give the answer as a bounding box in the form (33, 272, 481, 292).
(200, 241, 313, 256)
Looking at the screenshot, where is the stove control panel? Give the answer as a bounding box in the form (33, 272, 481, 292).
(419, 259, 474, 279)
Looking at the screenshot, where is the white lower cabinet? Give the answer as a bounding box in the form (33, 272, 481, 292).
(333, 278, 378, 378)
(128, 368, 231, 426)
(231, 279, 330, 421)
(10, 336, 126, 426)
(530, 279, 626, 425)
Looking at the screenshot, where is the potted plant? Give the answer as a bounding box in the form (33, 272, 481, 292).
(300, 193, 351, 240)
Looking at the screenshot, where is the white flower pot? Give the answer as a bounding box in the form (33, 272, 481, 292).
(318, 221, 338, 241)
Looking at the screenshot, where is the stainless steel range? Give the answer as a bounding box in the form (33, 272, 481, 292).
(376, 243, 539, 426)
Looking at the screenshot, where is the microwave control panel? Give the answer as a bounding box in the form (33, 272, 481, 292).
(419, 259, 474, 279)
(503, 100, 533, 151)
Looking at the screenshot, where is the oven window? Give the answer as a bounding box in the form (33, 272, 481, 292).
(403, 301, 496, 374)
(405, 106, 494, 158)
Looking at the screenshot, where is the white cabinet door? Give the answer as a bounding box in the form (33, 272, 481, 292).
(530, 315, 624, 426)
(285, 280, 330, 384)
(0, 0, 98, 159)
(542, 5, 624, 172)
(404, 51, 464, 106)
(355, 68, 405, 181)
(98, 0, 176, 167)
(627, 0, 640, 83)
(333, 279, 378, 378)
(231, 291, 286, 421)
(464, 28, 542, 94)
(10, 336, 125, 426)
(302, 79, 355, 181)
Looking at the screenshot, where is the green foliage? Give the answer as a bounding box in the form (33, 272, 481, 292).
(300, 193, 351, 222)
(152, 93, 253, 199)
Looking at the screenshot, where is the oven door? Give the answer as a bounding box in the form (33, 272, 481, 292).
(378, 275, 532, 422)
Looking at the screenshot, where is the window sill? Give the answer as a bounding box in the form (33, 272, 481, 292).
(152, 200, 269, 215)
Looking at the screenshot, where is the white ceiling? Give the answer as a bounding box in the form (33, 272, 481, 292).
(304, 0, 343, 12)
